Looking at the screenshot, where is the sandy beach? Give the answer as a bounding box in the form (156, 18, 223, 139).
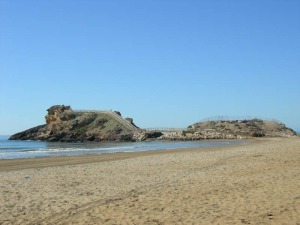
(0, 137, 299, 225)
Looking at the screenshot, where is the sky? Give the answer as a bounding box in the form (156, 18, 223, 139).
(1, 0, 300, 135)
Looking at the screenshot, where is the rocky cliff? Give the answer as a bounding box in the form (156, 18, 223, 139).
(158, 119, 296, 140)
(9, 105, 141, 142)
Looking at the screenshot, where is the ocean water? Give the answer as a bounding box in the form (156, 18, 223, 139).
(0, 135, 246, 160)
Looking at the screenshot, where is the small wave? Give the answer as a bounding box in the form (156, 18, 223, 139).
(22, 146, 135, 153)
(0, 147, 36, 151)
(0, 140, 247, 160)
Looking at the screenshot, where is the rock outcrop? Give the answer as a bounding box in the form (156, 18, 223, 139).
(133, 131, 164, 141)
(9, 105, 141, 142)
(158, 119, 297, 141)
(9, 107, 297, 142)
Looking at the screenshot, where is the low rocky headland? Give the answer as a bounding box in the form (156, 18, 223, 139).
(9, 105, 141, 142)
(157, 118, 296, 141)
(9, 105, 297, 142)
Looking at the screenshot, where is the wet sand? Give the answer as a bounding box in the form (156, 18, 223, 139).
(0, 137, 299, 224)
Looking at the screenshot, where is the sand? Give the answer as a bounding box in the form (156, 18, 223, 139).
(0, 138, 299, 225)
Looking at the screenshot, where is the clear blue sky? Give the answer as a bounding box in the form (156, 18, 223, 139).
(1, 0, 300, 135)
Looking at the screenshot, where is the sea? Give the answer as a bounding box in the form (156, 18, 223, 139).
(0, 135, 246, 160)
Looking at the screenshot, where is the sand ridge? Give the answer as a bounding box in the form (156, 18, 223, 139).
(0, 138, 299, 224)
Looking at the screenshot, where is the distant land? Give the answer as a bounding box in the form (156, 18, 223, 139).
(9, 105, 297, 142)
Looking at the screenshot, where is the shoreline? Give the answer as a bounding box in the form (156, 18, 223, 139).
(1, 137, 299, 224)
(0, 139, 248, 172)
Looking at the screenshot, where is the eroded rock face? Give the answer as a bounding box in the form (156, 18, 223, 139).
(45, 105, 75, 131)
(9, 105, 139, 142)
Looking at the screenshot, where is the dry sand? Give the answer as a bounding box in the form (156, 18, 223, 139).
(0, 137, 299, 225)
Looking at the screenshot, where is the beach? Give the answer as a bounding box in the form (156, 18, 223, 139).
(0, 137, 299, 225)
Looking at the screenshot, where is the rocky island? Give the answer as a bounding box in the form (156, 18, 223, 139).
(9, 105, 141, 142)
(9, 105, 297, 142)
